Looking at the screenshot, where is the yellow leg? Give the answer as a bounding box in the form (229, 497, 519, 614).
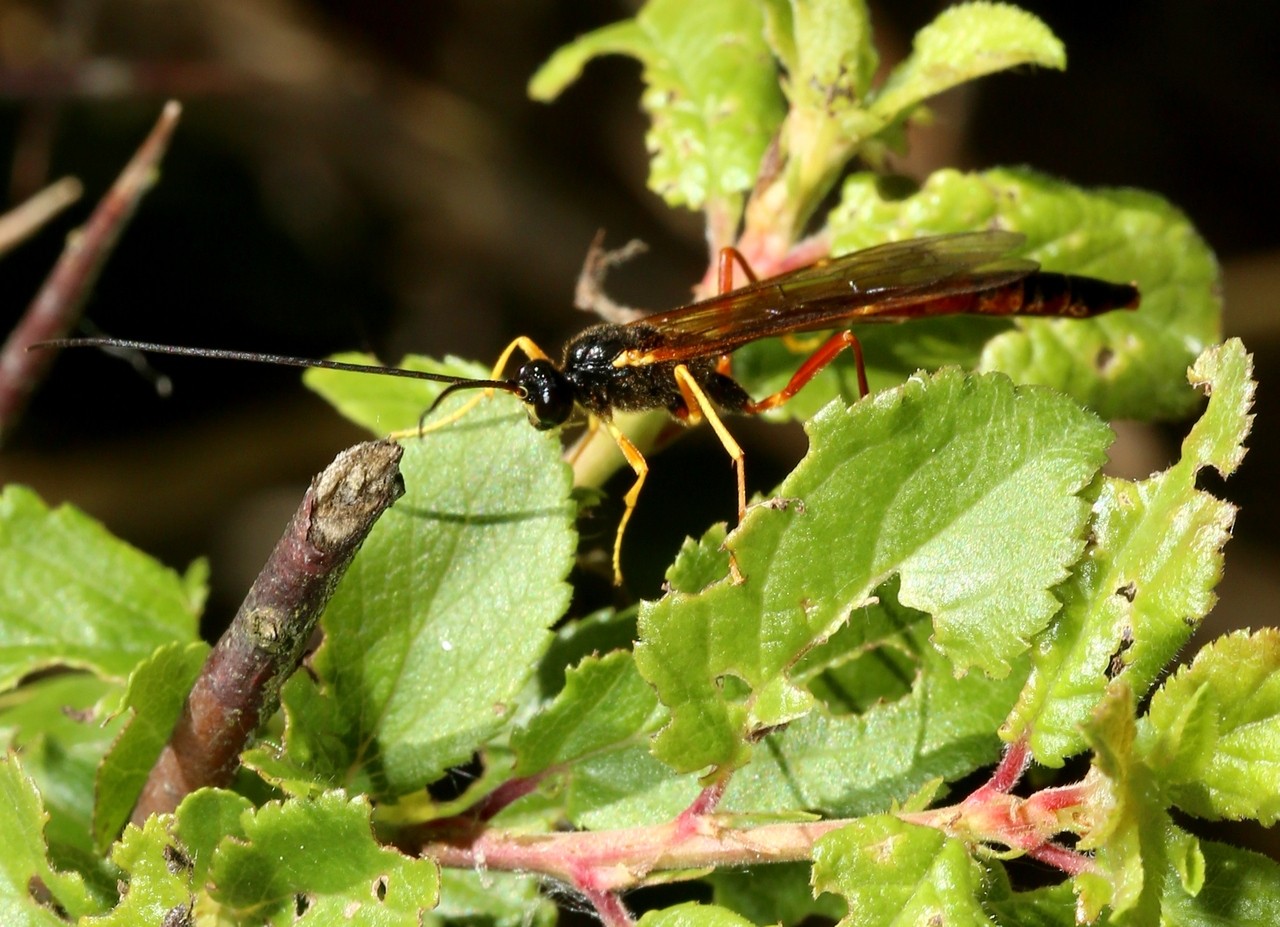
(605, 420, 647, 585)
(566, 414, 602, 467)
(673, 364, 746, 521)
(389, 336, 551, 440)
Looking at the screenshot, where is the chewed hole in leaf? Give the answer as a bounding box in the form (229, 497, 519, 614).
(1107, 625, 1134, 680)
(806, 645, 918, 715)
(1095, 346, 1116, 373)
(426, 752, 484, 802)
(792, 577, 928, 714)
(27, 877, 65, 918)
(372, 875, 388, 901)
(717, 674, 751, 703)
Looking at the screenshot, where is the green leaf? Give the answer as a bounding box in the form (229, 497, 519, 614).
(426, 869, 553, 927)
(0, 486, 203, 690)
(172, 788, 253, 887)
(511, 651, 706, 830)
(636, 368, 1110, 774)
(766, 0, 877, 111)
(241, 672, 354, 797)
(93, 642, 209, 850)
(534, 606, 638, 699)
(812, 816, 990, 926)
(980, 873, 1078, 927)
(567, 740, 701, 830)
(725, 600, 1026, 816)
(664, 523, 732, 595)
(710, 862, 845, 926)
(1141, 629, 1280, 825)
(87, 814, 193, 927)
(304, 354, 490, 435)
(208, 792, 439, 924)
(529, 0, 784, 212)
(0, 755, 102, 925)
(1007, 341, 1252, 764)
(304, 360, 576, 795)
(0, 674, 121, 884)
(1076, 681, 1168, 924)
(869, 4, 1065, 126)
(1160, 839, 1280, 926)
(733, 168, 1219, 422)
(513, 652, 665, 778)
(639, 901, 758, 927)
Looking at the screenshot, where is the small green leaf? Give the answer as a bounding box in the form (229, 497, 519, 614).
(529, 0, 784, 212)
(426, 869, 553, 927)
(510, 649, 705, 830)
(639, 901, 758, 927)
(209, 792, 439, 924)
(241, 672, 354, 797)
(513, 652, 665, 778)
(980, 873, 1078, 926)
(93, 642, 208, 850)
(88, 814, 193, 927)
(710, 863, 845, 926)
(1160, 839, 1280, 925)
(0, 674, 121, 877)
(304, 362, 576, 795)
(0, 486, 203, 690)
(664, 523, 732, 595)
(869, 4, 1065, 126)
(0, 755, 102, 924)
(1007, 341, 1252, 763)
(1077, 681, 1168, 924)
(173, 788, 253, 887)
(812, 816, 990, 926)
(768, 0, 877, 111)
(1142, 629, 1280, 825)
(637, 369, 1110, 774)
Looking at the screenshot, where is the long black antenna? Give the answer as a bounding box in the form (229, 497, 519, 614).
(29, 337, 522, 395)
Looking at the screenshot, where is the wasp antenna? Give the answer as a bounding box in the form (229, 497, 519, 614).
(415, 378, 525, 436)
(28, 336, 500, 387)
(426, 378, 524, 415)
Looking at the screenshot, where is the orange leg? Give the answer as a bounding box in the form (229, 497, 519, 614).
(717, 245, 759, 294)
(744, 330, 869, 413)
(714, 247, 759, 380)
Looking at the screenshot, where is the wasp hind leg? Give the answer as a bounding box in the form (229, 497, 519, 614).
(743, 330, 869, 412)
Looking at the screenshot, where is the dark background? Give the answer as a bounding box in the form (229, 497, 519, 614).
(1, 0, 1277, 858)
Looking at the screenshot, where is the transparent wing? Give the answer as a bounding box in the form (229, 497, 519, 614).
(630, 230, 1038, 362)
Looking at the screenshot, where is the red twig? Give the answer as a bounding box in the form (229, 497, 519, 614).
(0, 101, 181, 443)
(131, 440, 405, 824)
(420, 816, 850, 894)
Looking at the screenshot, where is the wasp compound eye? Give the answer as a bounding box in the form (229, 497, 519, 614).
(515, 359, 574, 429)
